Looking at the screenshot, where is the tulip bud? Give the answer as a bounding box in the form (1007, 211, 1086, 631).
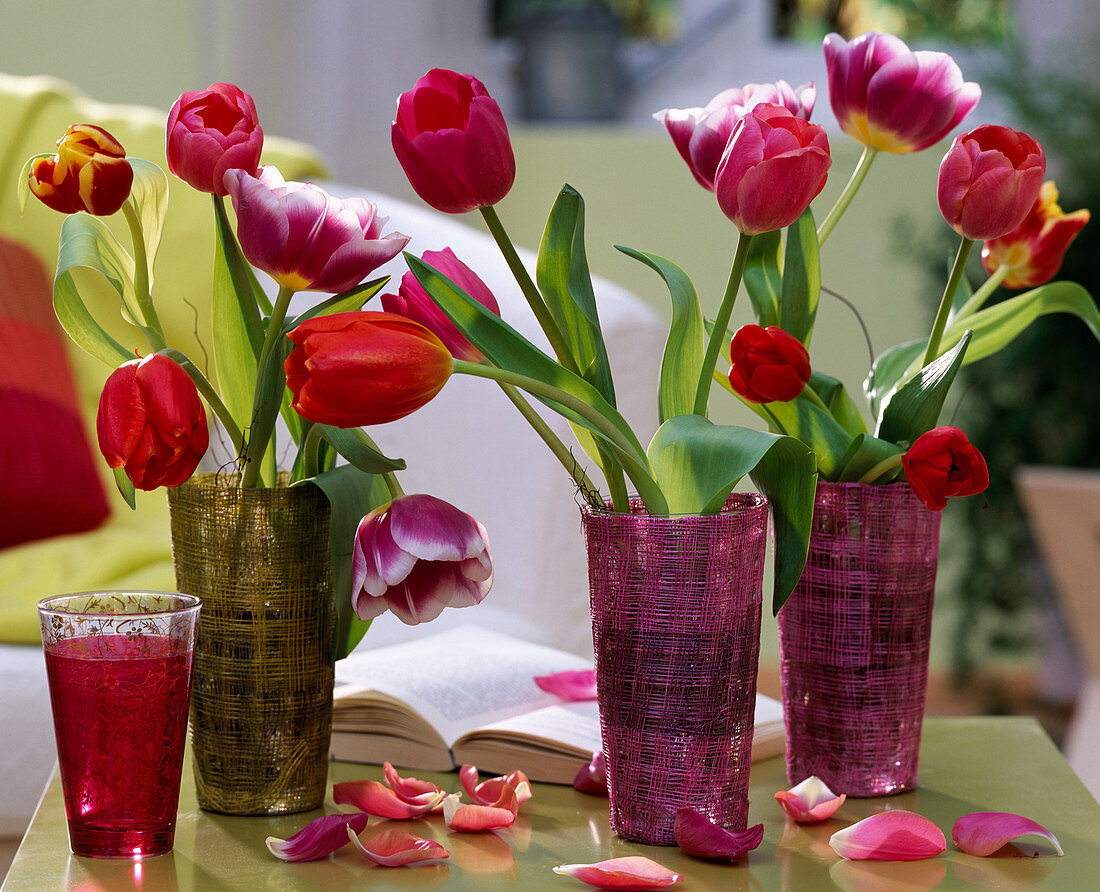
(166, 82, 263, 196)
(714, 104, 831, 235)
(96, 354, 209, 490)
(902, 426, 989, 511)
(727, 324, 812, 403)
(391, 69, 515, 214)
(284, 311, 453, 427)
(937, 125, 1046, 241)
(28, 124, 134, 216)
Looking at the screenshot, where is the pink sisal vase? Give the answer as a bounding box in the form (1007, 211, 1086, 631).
(778, 481, 941, 797)
(581, 494, 768, 845)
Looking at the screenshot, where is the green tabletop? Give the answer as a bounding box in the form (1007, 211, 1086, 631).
(3, 717, 1093, 890)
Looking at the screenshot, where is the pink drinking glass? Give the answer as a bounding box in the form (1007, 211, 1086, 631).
(38, 591, 201, 859)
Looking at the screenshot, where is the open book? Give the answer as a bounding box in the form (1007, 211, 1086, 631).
(331, 624, 785, 785)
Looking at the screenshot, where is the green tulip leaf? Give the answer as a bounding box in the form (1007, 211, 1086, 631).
(877, 330, 971, 445)
(300, 465, 391, 660)
(810, 371, 869, 438)
(779, 208, 820, 344)
(743, 228, 783, 327)
(834, 433, 904, 483)
(318, 426, 407, 474)
(616, 246, 705, 424)
(53, 214, 139, 366)
(111, 467, 137, 510)
(646, 413, 815, 612)
(126, 158, 168, 290)
(285, 276, 390, 330)
(865, 338, 923, 421)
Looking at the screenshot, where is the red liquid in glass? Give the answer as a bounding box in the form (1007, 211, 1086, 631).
(44, 634, 193, 858)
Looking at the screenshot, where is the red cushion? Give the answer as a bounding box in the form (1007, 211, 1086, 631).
(0, 235, 109, 548)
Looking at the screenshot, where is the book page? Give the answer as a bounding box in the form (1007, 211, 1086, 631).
(457, 700, 602, 753)
(335, 625, 592, 745)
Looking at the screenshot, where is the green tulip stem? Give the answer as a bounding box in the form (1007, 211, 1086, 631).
(799, 381, 831, 414)
(695, 231, 752, 417)
(160, 348, 243, 453)
(955, 263, 1011, 320)
(817, 145, 879, 247)
(922, 237, 975, 368)
(858, 452, 904, 484)
(479, 204, 579, 375)
(453, 358, 667, 514)
(121, 201, 168, 351)
(497, 380, 600, 497)
(241, 284, 296, 487)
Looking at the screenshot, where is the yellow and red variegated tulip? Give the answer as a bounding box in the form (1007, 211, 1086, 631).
(824, 31, 980, 153)
(391, 68, 515, 214)
(285, 311, 452, 427)
(28, 124, 133, 216)
(673, 809, 764, 861)
(981, 181, 1090, 288)
(226, 167, 409, 294)
(937, 125, 1046, 241)
(96, 354, 208, 491)
(166, 82, 263, 196)
(265, 812, 369, 862)
(346, 828, 450, 867)
(351, 493, 493, 626)
(774, 776, 846, 823)
(655, 81, 817, 191)
(830, 810, 946, 861)
(552, 856, 683, 888)
(902, 426, 989, 511)
(951, 811, 1063, 857)
(714, 104, 831, 236)
(381, 247, 500, 361)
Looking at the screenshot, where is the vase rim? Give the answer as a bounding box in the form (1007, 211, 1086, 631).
(580, 491, 767, 519)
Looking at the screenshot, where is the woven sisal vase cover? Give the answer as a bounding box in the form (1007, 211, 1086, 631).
(167, 472, 335, 815)
(582, 494, 768, 845)
(778, 481, 941, 797)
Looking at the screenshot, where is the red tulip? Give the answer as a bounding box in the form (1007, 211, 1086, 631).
(937, 125, 1046, 241)
(381, 247, 499, 362)
(225, 167, 409, 293)
(728, 324, 812, 403)
(391, 68, 515, 214)
(284, 311, 452, 427)
(824, 31, 980, 153)
(28, 124, 133, 216)
(981, 181, 1090, 288)
(96, 354, 209, 490)
(902, 426, 989, 511)
(714, 103, 831, 235)
(166, 82, 263, 196)
(654, 81, 816, 191)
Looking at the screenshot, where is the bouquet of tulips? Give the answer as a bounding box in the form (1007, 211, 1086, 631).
(20, 85, 494, 658)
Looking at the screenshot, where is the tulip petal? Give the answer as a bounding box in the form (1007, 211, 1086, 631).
(951, 812, 1063, 857)
(552, 856, 683, 889)
(265, 812, 369, 861)
(775, 776, 846, 823)
(830, 810, 946, 861)
(333, 779, 445, 819)
(458, 765, 532, 808)
(382, 762, 448, 811)
(573, 751, 607, 795)
(346, 826, 451, 867)
(534, 668, 598, 701)
(673, 809, 764, 861)
(442, 792, 517, 832)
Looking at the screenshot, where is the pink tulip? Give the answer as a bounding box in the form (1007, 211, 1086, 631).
(351, 494, 493, 625)
(655, 81, 816, 191)
(937, 125, 1046, 240)
(714, 104, 831, 235)
(381, 247, 500, 361)
(166, 83, 263, 196)
(824, 31, 980, 153)
(225, 166, 409, 293)
(392, 68, 515, 214)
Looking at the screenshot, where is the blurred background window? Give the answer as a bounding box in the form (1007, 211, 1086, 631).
(774, 0, 1015, 45)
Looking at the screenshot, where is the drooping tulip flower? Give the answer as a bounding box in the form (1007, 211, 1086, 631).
(981, 181, 1090, 288)
(351, 493, 493, 626)
(166, 82, 263, 196)
(654, 81, 817, 191)
(713, 103, 831, 235)
(937, 125, 1046, 241)
(226, 167, 409, 293)
(284, 311, 452, 427)
(381, 247, 500, 361)
(391, 68, 515, 214)
(902, 426, 989, 511)
(728, 324, 812, 403)
(96, 353, 209, 490)
(823, 31, 981, 153)
(28, 124, 134, 216)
